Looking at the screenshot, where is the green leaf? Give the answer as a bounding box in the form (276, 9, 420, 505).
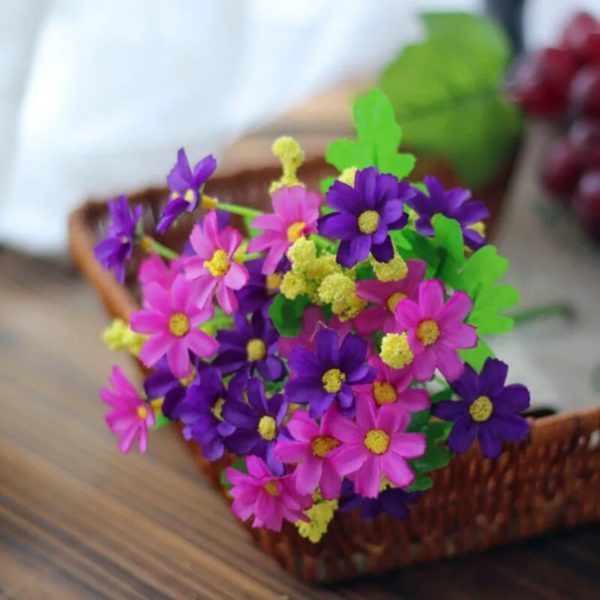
(430, 387, 453, 404)
(411, 445, 451, 473)
(408, 409, 431, 433)
(424, 421, 453, 444)
(406, 474, 433, 492)
(459, 338, 495, 371)
(150, 411, 171, 431)
(324, 88, 416, 180)
(379, 12, 522, 187)
(268, 294, 309, 337)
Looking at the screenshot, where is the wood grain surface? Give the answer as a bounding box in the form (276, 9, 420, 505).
(1, 83, 600, 599)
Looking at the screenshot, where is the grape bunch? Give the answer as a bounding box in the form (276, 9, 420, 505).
(508, 12, 600, 238)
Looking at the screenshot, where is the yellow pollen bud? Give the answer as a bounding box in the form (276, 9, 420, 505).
(265, 273, 282, 294)
(280, 271, 306, 300)
(211, 398, 225, 422)
(184, 189, 196, 204)
(204, 249, 230, 277)
(318, 273, 355, 305)
(386, 292, 406, 314)
(364, 429, 390, 455)
(358, 210, 380, 235)
(258, 415, 277, 441)
(200, 195, 219, 210)
(311, 435, 340, 458)
(269, 136, 305, 193)
(137, 405, 149, 420)
(469, 395, 494, 422)
(287, 237, 316, 271)
(371, 254, 408, 282)
(416, 319, 440, 346)
(373, 381, 397, 405)
(168, 313, 190, 337)
(264, 481, 279, 496)
(286, 221, 306, 243)
(338, 167, 357, 187)
(321, 368, 346, 393)
(380, 333, 414, 369)
(179, 366, 196, 387)
(246, 338, 266, 362)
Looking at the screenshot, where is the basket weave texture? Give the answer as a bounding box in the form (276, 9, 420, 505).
(69, 158, 600, 583)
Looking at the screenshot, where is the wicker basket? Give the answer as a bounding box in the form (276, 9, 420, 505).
(69, 157, 600, 583)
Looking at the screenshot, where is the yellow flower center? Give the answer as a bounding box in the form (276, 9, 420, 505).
(380, 333, 414, 369)
(373, 381, 397, 405)
(246, 338, 266, 362)
(311, 435, 340, 458)
(203, 249, 230, 277)
(168, 313, 190, 337)
(286, 221, 306, 243)
(357, 210, 380, 235)
(265, 273, 282, 294)
(211, 398, 225, 422)
(416, 319, 440, 347)
(469, 395, 494, 422)
(258, 415, 277, 441)
(136, 406, 149, 420)
(386, 292, 406, 314)
(321, 368, 346, 393)
(264, 481, 279, 496)
(364, 429, 390, 455)
(184, 188, 196, 204)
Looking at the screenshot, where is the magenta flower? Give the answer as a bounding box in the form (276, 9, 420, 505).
(101, 366, 155, 454)
(355, 259, 426, 335)
(130, 275, 218, 378)
(226, 456, 312, 532)
(247, 186, 321, 274)
(275, 408, 343, 499)
(184, 210, 249, 314)
(138, 254, 191, 291)
(354, 356, 430, 413)
(277, 306, 352, 359)
(328, 398, 425, 498)
(394, 279, 477, 382)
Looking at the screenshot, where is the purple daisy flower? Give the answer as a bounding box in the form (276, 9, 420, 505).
(407, 175, 490, 250)
(222, 378, 287, 474)
(285, 328, 375, 419)
(213, 311, 286, 381)
(433, 358, 530, 459)
(156, 149, 217, 234)
(176, 365, 239, 460)
(234, 257, 282, 315)
(143, 356, 203, 419)
(318, 167, 414, 267)
(94, 195, 142, 283)
(338, 479, 421, 520)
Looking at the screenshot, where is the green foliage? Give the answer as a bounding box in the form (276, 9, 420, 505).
(269, 294, 309, 337)
(322, 88, 415, 192)
(379, 11, 522, 187)
(406, 474, 433, 492)
(408, 411, 453, 482)
(150, 411, 170, 431)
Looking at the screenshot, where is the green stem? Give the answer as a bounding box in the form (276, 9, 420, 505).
(216, 202, 262, 218)
(241, 252, 263, 262)
(510, 302, 574, 327)
(142, 236, 179, 260)
(312, 234, 336, 252)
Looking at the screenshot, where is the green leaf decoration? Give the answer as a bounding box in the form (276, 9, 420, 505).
(411, 445, 451, 474)
(430, 387, 453, 404)
(408, 409, 431, 433)
(324, 88, 416, 184)
(150, 411, 170, 431)
(459, 338, 495, 372)
(268, 294, 309, 337)
(379, 11, 522, 187)
(406, 474, 433, 492)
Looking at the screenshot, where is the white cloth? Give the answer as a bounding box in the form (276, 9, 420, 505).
(0, 0, 478, 253)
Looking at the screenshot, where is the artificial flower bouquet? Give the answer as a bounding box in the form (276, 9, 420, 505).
(95, 89, 531, 549)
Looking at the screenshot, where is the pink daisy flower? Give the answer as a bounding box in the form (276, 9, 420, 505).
(394, 279, 477, 382)
(184, 210, 249, 314)
(101, 366, 155, 454)
(130, 275, 218, 378)
(355, 259, 426, 335)
(328, 398, 426, 498)
(277, 306, 351, 359)
(275, 408, 343, 499)
(138, 254, 189, 291)
(247, 186, 321, 275)
(354, 356, 430, 413)
(226, 456, 312, 532)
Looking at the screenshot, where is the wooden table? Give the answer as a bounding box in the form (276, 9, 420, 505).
(1, 84, 600, 599)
